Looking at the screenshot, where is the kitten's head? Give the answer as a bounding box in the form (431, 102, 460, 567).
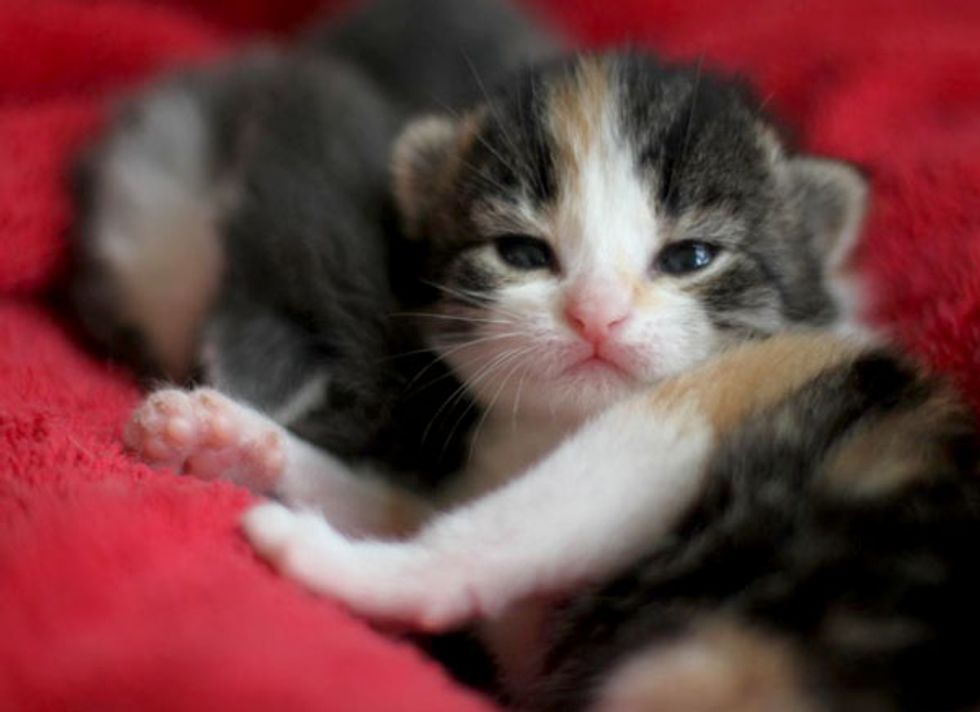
(394, 53, 868, 419)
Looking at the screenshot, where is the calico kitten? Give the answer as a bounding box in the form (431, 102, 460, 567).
(69, 0, 557, 479)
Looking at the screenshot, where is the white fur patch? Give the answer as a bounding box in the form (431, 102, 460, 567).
(243, 390, 714, 640)
(93, 88, 226, 377)
(270, 373, 329, 427)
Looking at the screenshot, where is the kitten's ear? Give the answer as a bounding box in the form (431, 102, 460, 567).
(392, 115, 460, 238)
(786, 156, 869, 269)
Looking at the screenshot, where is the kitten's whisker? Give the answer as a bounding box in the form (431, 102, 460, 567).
(380, 331, 519, 365)
(433, 85, 521, 181)
(444, 346, 534, 462)
(425, 281, 494, 306)
(421, 346, 522, 446)
(405, 347, 520, 399)
(461, 51, 524, 176)
(403, 331, 525, 393)
(665, 54, 704, 208)
(390, 311, 511, 326)
(424, 281, 525, 320)
(404, 333, 536, 398)
(433, 331, 526, 356)
(464, 349, 532, 464)
(511, 363, 531, 432)
(377, 345, 440, 363)
(402, 363, 463, 397)
(528, 71, 551, 204)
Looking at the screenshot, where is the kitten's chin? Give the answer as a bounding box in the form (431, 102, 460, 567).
(467, 362, 642, 422)
(563, 355, 633, 379)
(561, 366, 642, 408)
(516, 363, 645, 420)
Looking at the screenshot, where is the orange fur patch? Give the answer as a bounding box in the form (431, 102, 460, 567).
(820, 386, 969, 497)
(546, 55, 611, 249)
(597, 620, 815, 712)
(548, 55, 609, 170)
(649, 332, 864, 435)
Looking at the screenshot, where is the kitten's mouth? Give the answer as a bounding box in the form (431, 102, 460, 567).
(564, 353, 632, 379)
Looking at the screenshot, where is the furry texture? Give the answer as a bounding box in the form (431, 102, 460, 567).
(4, 0, 980, 709)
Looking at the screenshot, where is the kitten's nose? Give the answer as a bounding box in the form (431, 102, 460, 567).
(564, 286, 631, 345)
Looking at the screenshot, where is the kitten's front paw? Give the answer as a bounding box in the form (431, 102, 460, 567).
(242, 502, 481, 632)
(242, 502, 338, 571)
(126, 388, 284, 492)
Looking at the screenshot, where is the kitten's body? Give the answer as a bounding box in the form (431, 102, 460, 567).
(69, 9, 980, 710)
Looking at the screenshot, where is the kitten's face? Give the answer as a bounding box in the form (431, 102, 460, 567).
(396, 53, 866, 419)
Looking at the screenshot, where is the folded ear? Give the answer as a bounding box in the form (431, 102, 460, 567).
(392, 115, 460, 238)
(786, 156, 869, 271)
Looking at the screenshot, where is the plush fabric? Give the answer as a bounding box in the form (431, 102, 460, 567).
(2, 0, 979, 708)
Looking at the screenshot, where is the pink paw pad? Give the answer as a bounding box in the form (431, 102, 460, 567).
(126, 388, 285, 493)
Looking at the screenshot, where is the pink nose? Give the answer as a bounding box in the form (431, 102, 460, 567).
(564, 291, 631, 345)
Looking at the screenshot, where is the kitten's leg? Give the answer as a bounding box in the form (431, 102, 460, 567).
(242, 394, 714, 631)
(127, 387, 430, 536)
(242, 333, 862, 632)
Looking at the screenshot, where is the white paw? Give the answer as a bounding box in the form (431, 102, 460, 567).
(126, 387, 285, 492)
(241, 502, 357, 602)
(241, 502, 481, 632)
(242, 501, 345, 571)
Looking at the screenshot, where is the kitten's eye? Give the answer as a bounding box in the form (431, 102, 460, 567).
(656, 240, 720, 275)
(494, 235, 556, 271)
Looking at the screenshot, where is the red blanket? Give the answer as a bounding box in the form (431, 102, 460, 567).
(3, 0, 979, 708)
